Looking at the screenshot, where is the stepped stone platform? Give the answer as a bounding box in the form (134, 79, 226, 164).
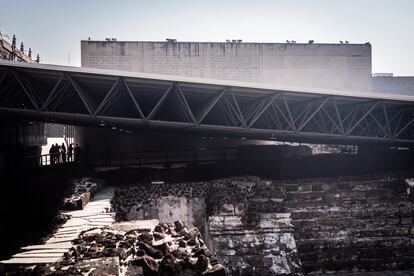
(112, 172, 414, 275)
(285, 173, 414, 273)
(3, 172, 414, 275)
(0, 187, 114, 270)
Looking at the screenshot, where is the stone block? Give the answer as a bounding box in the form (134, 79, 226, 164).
(74, 257, 120, 275)
(234, 203, 245, 215)
(311, 183, 324, 192)
(285, 184, 298, 192)
(337, 182, 352, 190)
(62, 192, 91, 210)
(124, 266, 144, 276)
(297, 184, 312, 192)
(221, 203, 235, 214)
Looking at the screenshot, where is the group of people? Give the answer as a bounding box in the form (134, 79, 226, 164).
(49, 143, 82, 164)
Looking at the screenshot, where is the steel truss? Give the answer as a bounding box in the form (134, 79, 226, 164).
(0, 64, 413, 145)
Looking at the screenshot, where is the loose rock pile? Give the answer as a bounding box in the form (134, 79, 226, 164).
(62, 177, 104, 210)
(30, 220, 226, 276)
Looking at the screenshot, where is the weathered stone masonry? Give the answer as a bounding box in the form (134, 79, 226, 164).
(112, 176, 300, 275)
(112, 171, 414, 275)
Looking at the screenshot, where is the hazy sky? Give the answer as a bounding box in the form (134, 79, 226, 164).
(1, 0, 413, 75)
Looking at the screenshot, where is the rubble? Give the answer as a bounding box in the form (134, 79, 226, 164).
(30, 220, 227, 276)
(9, 171, 414, 275)
(62, 177, 104, 210)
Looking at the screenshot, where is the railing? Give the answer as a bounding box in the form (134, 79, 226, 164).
(18, 153, 72, 167)
(18, 147, 239, 168)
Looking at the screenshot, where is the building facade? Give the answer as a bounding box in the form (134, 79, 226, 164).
(81, 40, 372, 91)
(373, 75, 414, 96)
(0, 33, 36, 62)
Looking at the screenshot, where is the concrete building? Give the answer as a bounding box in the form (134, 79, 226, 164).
(81, 40, 372, 91)
(373, 74, 414, 96)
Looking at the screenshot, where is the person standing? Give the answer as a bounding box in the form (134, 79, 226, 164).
(49, 144, 55, 164)
(54, 143, 60, 163)
(68, 144, 73, 162)
(61, 143, 66, 162)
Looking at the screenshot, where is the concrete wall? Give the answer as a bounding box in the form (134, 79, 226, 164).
(81, 41, 372, 91)
(0, 119, 46, 147)
(372, 76, 414, 95)
(0, 119, 46, 173)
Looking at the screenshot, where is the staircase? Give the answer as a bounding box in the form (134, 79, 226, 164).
(284, 174, 414, 273)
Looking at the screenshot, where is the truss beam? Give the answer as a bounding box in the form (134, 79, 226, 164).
(0, 65, 413, 145)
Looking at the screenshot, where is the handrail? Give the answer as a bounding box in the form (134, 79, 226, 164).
(18, 147, 239, 168)
(20, 146, 239, 159)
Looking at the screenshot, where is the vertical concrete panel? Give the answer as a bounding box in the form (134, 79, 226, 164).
(81, 41, 372, 91)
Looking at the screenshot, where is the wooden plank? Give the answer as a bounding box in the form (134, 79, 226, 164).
(2, 187, 114, 266)
(13, 253, 64, 258)
(21, 242, 73, 250)
(45, 237, 76, 244)
(0, 257, 62, 264)
(15, 249, 68, 254)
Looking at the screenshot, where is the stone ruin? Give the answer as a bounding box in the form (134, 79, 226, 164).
(111, 171, 414, 275)
(31, 220, 225, 276)
(61, 177, 104, 210)
(112, 176, 305, 275)
(6, 170, 414, 275)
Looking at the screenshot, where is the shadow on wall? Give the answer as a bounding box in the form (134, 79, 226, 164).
(98, 145, 414, 189)
(0, 163, 95, 260)
(236, 145, 414, 180)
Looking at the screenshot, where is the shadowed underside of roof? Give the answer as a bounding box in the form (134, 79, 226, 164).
(0, 60, 413, 145)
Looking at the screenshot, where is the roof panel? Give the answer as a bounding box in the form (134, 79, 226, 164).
(0, 60, 413, 103)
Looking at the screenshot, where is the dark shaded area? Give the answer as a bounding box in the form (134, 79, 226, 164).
(99, 145, 414, 186)
(1, 143, 413, 262)
(237, 145, 414, 180)
(0, 163, 95, 260)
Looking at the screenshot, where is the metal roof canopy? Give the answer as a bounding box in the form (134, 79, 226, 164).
(0, 60, 413, 145)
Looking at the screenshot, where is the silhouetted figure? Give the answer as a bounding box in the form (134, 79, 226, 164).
(105, 147, 112, 165)
(68, 144, 73, 162)
(49, 144, 55, 164)
(61, 143, 66, 162)
(74, 144, 81, 163)
(54, 143, 60, 163)
(84, 144, 90, 164)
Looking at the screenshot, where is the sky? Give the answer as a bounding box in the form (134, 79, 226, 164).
(1, 0, 413, 75)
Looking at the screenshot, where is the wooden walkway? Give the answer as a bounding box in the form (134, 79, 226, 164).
(0, 187, 114, 267)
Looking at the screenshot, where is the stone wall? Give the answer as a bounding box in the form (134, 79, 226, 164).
(112, 176, 285, 224)
(283, 172, 414, 273)
(209, 213, 302, 275)
(113, 176, 299, 275)
(124, 196, 207, 235)
(112, 171, 414, 275)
